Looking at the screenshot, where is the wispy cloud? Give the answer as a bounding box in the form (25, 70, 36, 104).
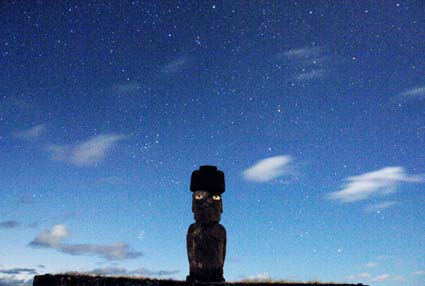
(61, 243, 141, 260)
(346, 272, 370, 280)
(275, 46, 332, 82)
(296, 69, 327, 81)
(86, 267, 180, 277)
(0, 268, 37, 275)
(276, 47, 323, 60)
(14, 124, 46, 140)
(413, 270, 425, 275)
(327, 167, 424, 203)
(46, 134, 127, 167)
(0, 220, 20, 229)
(29, 224, 142, 261)
(400, 86, 425, 97)
(113, 81, 141, 93)
(370, 274, 390, 282)
(242, 155, 293, 182)
(365, 261, 378, 268)
(365, 201, 398, 212)
(160, 56, 189, 74)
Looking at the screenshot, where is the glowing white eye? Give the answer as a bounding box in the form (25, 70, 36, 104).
(212, 195, 221, 201)
(194, 191, 206, 200)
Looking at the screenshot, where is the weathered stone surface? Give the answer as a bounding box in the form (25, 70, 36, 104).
(187, 222, 226, 282)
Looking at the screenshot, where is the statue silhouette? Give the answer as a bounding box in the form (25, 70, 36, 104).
(187, 165, 226, 284)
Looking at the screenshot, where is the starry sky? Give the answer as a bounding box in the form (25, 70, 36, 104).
(1, 1, 425, 286)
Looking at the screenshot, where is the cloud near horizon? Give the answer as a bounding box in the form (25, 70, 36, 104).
(240, 272, 271, 282)
(86, 267, 180, 277)
(0, 277, 33, 286)
(327, 166, 424, 203)
(46, 134, 127, 167)
(242, 155, 293, 182)
(346, 272, 370, 280)
(0, 268, 37, 275)
(29, 224, 142, 261)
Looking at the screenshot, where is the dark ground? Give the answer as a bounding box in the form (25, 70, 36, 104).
(33, 274, 369, 286)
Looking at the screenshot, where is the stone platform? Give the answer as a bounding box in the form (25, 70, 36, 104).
(33, 274, 369, 286)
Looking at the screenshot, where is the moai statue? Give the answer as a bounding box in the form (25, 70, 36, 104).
(187, 165, 226, 284)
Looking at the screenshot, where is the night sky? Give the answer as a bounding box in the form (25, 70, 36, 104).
(1, 1, 425, 286)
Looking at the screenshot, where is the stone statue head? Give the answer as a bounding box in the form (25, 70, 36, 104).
(190, 165, 225, 223)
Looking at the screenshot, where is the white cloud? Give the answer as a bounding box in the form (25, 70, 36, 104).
(400, 86, 425, 97)
(365, 261, 378, 268)
(240, 272, 271, 282)
(29, 224, 142, 261)
(413, 270, 425, 275)
(327, 167, 424, 203)
(365, 201, 398, 212)
(346, 272, 370, 280)
(14, 124, 46, 140)
(47, 134, 127, 167)
(242, 155, 293, 182)
(29, 224, 68, 248)
(370, 274, 390, 282)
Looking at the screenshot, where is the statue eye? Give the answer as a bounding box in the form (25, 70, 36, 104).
(194, 193, 204, 200)
(212, 195, 221, 201)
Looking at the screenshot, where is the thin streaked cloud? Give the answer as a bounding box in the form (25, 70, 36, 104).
(365, 201, 398, 212)
(346, 272, 370, 280)
(276, 47, 322, 60)
(274, 46, 333, 82)
(113, 81, 141, 93)
(86, 267, 180, 277)
(0, 268, 37, 275)
(242, 155, 293, 182)
(46, 134, 127, 167)
(327, 167, 424, 203)
(160, 56, 189, 74)
(28, 224, 142, 261)
(0, 220, 20, 229)
(14, 124, 46, 140)
(297, 69, 327, 81)
(400, 86, 425, 97)
(370, 274, 390, 282)
(365, 262, 378, 268)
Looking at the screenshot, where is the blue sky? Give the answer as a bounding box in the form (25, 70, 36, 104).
(1, 1, 425, 286)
